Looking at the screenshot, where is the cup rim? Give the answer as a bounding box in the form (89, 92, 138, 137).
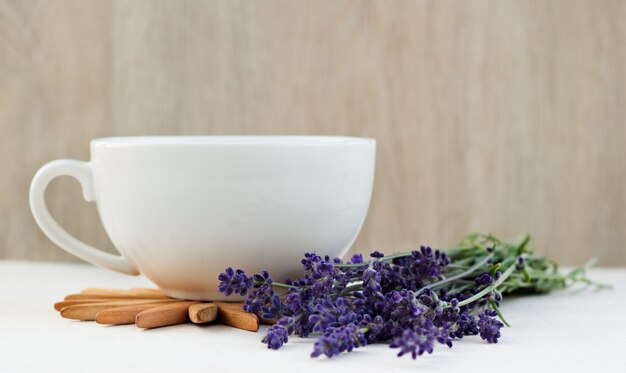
(92, 136, 375, 147)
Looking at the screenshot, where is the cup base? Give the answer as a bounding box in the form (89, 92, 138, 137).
(161, 288, 245, 302)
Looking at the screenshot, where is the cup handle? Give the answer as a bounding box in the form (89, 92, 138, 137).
(29, 159, 139, 275)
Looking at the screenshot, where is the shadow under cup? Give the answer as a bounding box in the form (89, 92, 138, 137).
(30, 136, 376, 300)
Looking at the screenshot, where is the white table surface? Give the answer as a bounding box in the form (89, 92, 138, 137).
(0, 260, 624, 373)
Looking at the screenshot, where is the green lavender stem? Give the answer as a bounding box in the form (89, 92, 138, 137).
(457, 262, 517, 307)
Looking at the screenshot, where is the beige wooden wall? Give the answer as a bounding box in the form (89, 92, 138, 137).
(1, 0, 625, 266)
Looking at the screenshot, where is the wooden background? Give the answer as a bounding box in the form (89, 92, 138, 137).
(1, 0, 625, 266)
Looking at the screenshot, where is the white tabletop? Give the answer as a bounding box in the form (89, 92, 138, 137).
(0, 260, 623, 373)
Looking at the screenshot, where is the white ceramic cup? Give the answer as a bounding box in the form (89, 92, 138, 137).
(30, 136, 376, 300)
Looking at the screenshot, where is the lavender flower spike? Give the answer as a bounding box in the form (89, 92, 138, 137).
(217, 267, 253, 296)
(477, 309, 504, 343)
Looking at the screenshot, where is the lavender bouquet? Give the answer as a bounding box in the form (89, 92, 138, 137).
(217, 233, 600, 359)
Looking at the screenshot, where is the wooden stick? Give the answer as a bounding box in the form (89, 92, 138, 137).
(215, 302, 259, 332)
(54, 299, 134, 311)
(65, 293, 169, 300)
(188, 303, 218, 324)
(60, 300, 177, 321)
(67, 288, 171, 300)
(95, 303, 178, 325)
(83, 287, 168, 298)
(135, 301, 200, 329)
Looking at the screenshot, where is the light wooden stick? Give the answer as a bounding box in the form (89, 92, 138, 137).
(66, 288, 171, 300)
(215, 302, 259, 332)
(135, 301, 200, 329)
(60, 300, 177, 321)
(188, 303, 218, 324)
(95, 302, 182, 325)
(54, 299, 133, 311)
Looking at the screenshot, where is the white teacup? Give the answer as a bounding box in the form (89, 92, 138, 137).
(30, 136, 376, 300)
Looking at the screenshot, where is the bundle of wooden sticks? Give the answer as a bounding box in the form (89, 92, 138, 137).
(54, 288, 260, 331)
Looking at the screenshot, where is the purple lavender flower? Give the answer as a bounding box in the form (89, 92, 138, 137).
(350, 253, 364, 264)
(301, 253, 336, 278)
(409, 246, 451, 280)
(243, 286, 271, 314)
(388, 246, 451, 290)
(362, 314, 385, 341)
(217, 267, 253, 296)
(262, 324, 289, 350)
(310, 323, 367, 358)
(389, 326, 435, 359)
(389, 317, 455, 359)
(477, 309, 504, 343)
(475, 273, 494, 285)
(455, 311, 479, 337)
(383, 290, 424, 326)
(252, 270, 272, 286)
(260, 294, 284, 320)
(362, 267, 382, 295)
(310, 297, 359, 332)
